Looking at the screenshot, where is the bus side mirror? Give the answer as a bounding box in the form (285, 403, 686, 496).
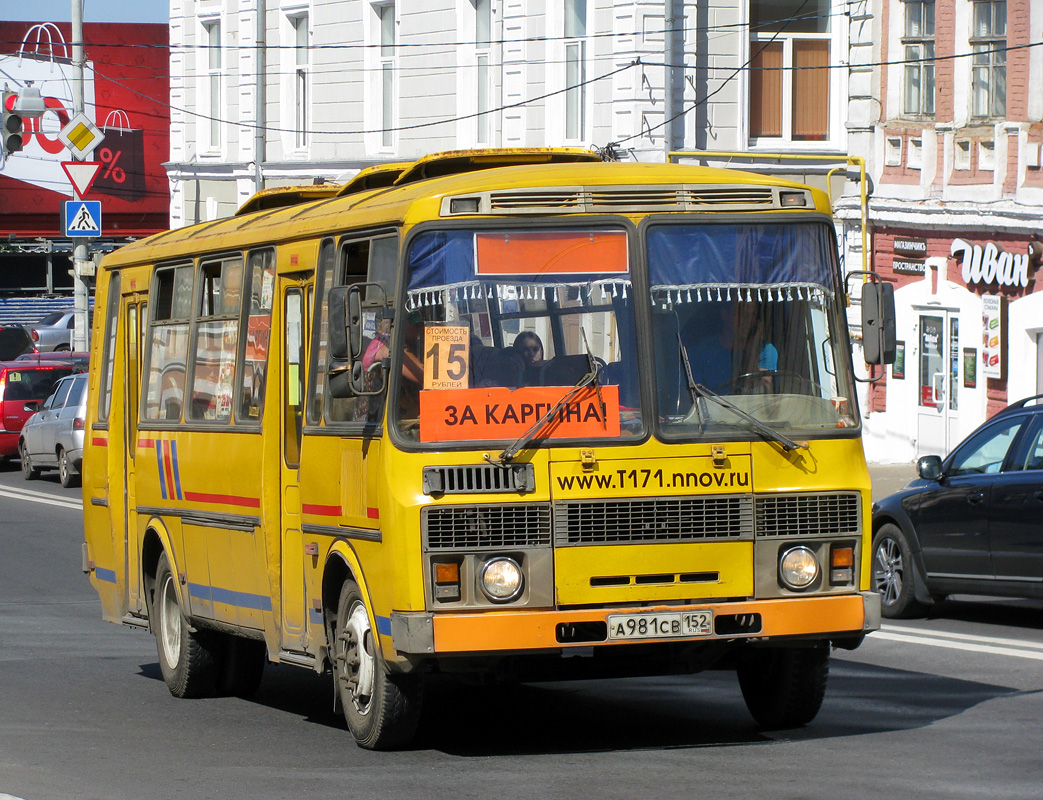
(328, 285, 351, 360)
(326, 283, 388, 398)
(861, 281, 896, 365)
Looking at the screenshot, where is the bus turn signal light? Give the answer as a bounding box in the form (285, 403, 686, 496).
(830, 545, 854, 585)
(433, 561, 461, 602)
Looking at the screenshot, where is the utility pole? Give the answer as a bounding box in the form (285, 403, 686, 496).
(663, 0, 676, 161)
(71, 0, 90, 352)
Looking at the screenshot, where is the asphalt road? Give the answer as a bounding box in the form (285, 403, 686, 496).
(2, 465, 1041, 800)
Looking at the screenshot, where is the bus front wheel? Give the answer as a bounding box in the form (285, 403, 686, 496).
(736, 642, 829, 729)
(333, 580, 422, 750)
(153, 551, 217, 698)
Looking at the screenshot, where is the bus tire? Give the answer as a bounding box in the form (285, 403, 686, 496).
(737, 642, 829, 729)
(215, 635, 266, 698)
(153, 551, 217, 698)
(333, 580, 422, 750)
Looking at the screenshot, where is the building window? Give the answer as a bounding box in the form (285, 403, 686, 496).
(885, 136, 903, 166)
(475, 0, 491, 144)
(202, 19, 222, 149)
(749, 0, 831, 143)
(955, 138, 972, 170)
(292, 15, 309, 149)
(564, 0, 587, 142)
(901, 0, 935, 116)
(971, 0, 1006, 119)
(379, 3, 396, 148)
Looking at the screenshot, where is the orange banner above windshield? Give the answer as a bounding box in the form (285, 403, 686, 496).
(419, 385, 621, 443)
(475, 231, 628, 275)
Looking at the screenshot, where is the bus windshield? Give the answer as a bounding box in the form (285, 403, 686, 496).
(395, 226, 643, 444)
(649, 220, 858, 436)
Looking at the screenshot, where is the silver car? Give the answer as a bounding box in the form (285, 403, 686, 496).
(19, 372, 87, 488)
(28, 309, 93, 352)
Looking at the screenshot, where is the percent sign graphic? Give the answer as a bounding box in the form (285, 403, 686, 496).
(98, 147, 126, 184)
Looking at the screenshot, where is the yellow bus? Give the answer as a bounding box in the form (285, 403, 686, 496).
(82, 148, 893, 749)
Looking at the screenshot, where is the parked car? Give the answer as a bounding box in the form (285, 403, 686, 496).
(19, 372, 88, 487)
(871, 394, 1043, 618)
(0, 325, 34, 361)
(0, 361, 80, 466)
(15, 351, 90, 371)
(28, 308, 93, 352)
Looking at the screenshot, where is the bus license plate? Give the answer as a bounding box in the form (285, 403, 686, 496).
(606, 610, 713, 641)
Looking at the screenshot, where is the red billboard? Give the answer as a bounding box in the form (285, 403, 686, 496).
(0, 21, 170, 238)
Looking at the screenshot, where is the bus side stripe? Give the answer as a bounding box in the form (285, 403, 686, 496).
(163, 441, 178, 501)
(155, 440, 168, 500)
(183, 492, 261, 509)
(303, 503, 341, 516)
(170, 440, 183, 501)
(188, 582, 273, 611)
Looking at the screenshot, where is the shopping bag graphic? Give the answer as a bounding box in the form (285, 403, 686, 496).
(0, 22, 96, 195)
(93, 109, 147, 201)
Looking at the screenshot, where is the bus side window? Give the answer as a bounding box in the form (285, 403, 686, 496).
(325, 236, 392, 425)
(144, 265, 193, 422)
(239, 250, 275, 422)
(98, 271, 121, 422)
(284, 289, 305, 466)
(188, 257, 244, 422)
(306, 240, 336, 425)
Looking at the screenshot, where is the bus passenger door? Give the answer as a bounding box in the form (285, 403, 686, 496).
(279, 283, 308, 651)
(121, 296, 146, 613)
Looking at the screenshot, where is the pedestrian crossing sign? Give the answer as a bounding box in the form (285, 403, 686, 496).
(63, 200, 102, 238)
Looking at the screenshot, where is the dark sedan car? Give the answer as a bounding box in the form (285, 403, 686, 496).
(871, 394, 1043, 618)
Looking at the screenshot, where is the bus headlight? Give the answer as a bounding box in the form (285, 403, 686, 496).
(779, 546, 819, 590)
(479, 557, 524, 602)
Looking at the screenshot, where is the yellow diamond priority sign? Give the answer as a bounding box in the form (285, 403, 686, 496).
(58, 112, 106, 159)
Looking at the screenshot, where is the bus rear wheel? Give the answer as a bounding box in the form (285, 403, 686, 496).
(737, 642, 829, 729)
(153, 551, 217, 698)
(333, 580, 422, 750)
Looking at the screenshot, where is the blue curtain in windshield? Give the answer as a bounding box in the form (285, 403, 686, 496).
(647, 223, 835, 288)
(407, 231, 476, 290)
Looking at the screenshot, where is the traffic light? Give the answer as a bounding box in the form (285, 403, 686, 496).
(2, 91, 24, 155)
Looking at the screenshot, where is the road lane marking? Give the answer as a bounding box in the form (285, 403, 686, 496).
(873, 629, 1043, 661)
(0, 487, 82, 511)
(882, 623, 1043, 653)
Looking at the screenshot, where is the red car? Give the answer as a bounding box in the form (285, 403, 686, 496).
(0, 361, 80, 463)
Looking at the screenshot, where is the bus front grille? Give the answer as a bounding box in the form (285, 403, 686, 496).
(422, 463, 535, 495)
(422, 503, 552, 551)
(754, 492, 861, 537)
(553, 495, 753, 546)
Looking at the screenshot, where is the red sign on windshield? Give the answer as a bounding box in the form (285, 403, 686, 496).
(419, 385, 621, 443)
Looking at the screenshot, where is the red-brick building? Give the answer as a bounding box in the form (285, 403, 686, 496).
(839, 0, 1042, 462)
(0, 21, 169, 300)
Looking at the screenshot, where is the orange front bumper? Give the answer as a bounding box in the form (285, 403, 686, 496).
(421, 592, 876, 654)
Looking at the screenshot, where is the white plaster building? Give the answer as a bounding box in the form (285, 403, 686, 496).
(167, 0, 854, 226)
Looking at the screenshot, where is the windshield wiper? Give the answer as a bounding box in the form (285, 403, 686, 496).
(580, 328, 607, 425)
(691, 382, 809, 452)
(492, 367, 599, 464)
(678, 334, 704, 431)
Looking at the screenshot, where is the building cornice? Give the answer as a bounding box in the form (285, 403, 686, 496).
(834, 195, 1043, 233)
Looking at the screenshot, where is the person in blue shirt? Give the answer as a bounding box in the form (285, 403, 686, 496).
(683, 300, 777, 393)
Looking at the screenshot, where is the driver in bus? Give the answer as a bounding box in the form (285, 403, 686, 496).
(683, 301, 777, 393)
